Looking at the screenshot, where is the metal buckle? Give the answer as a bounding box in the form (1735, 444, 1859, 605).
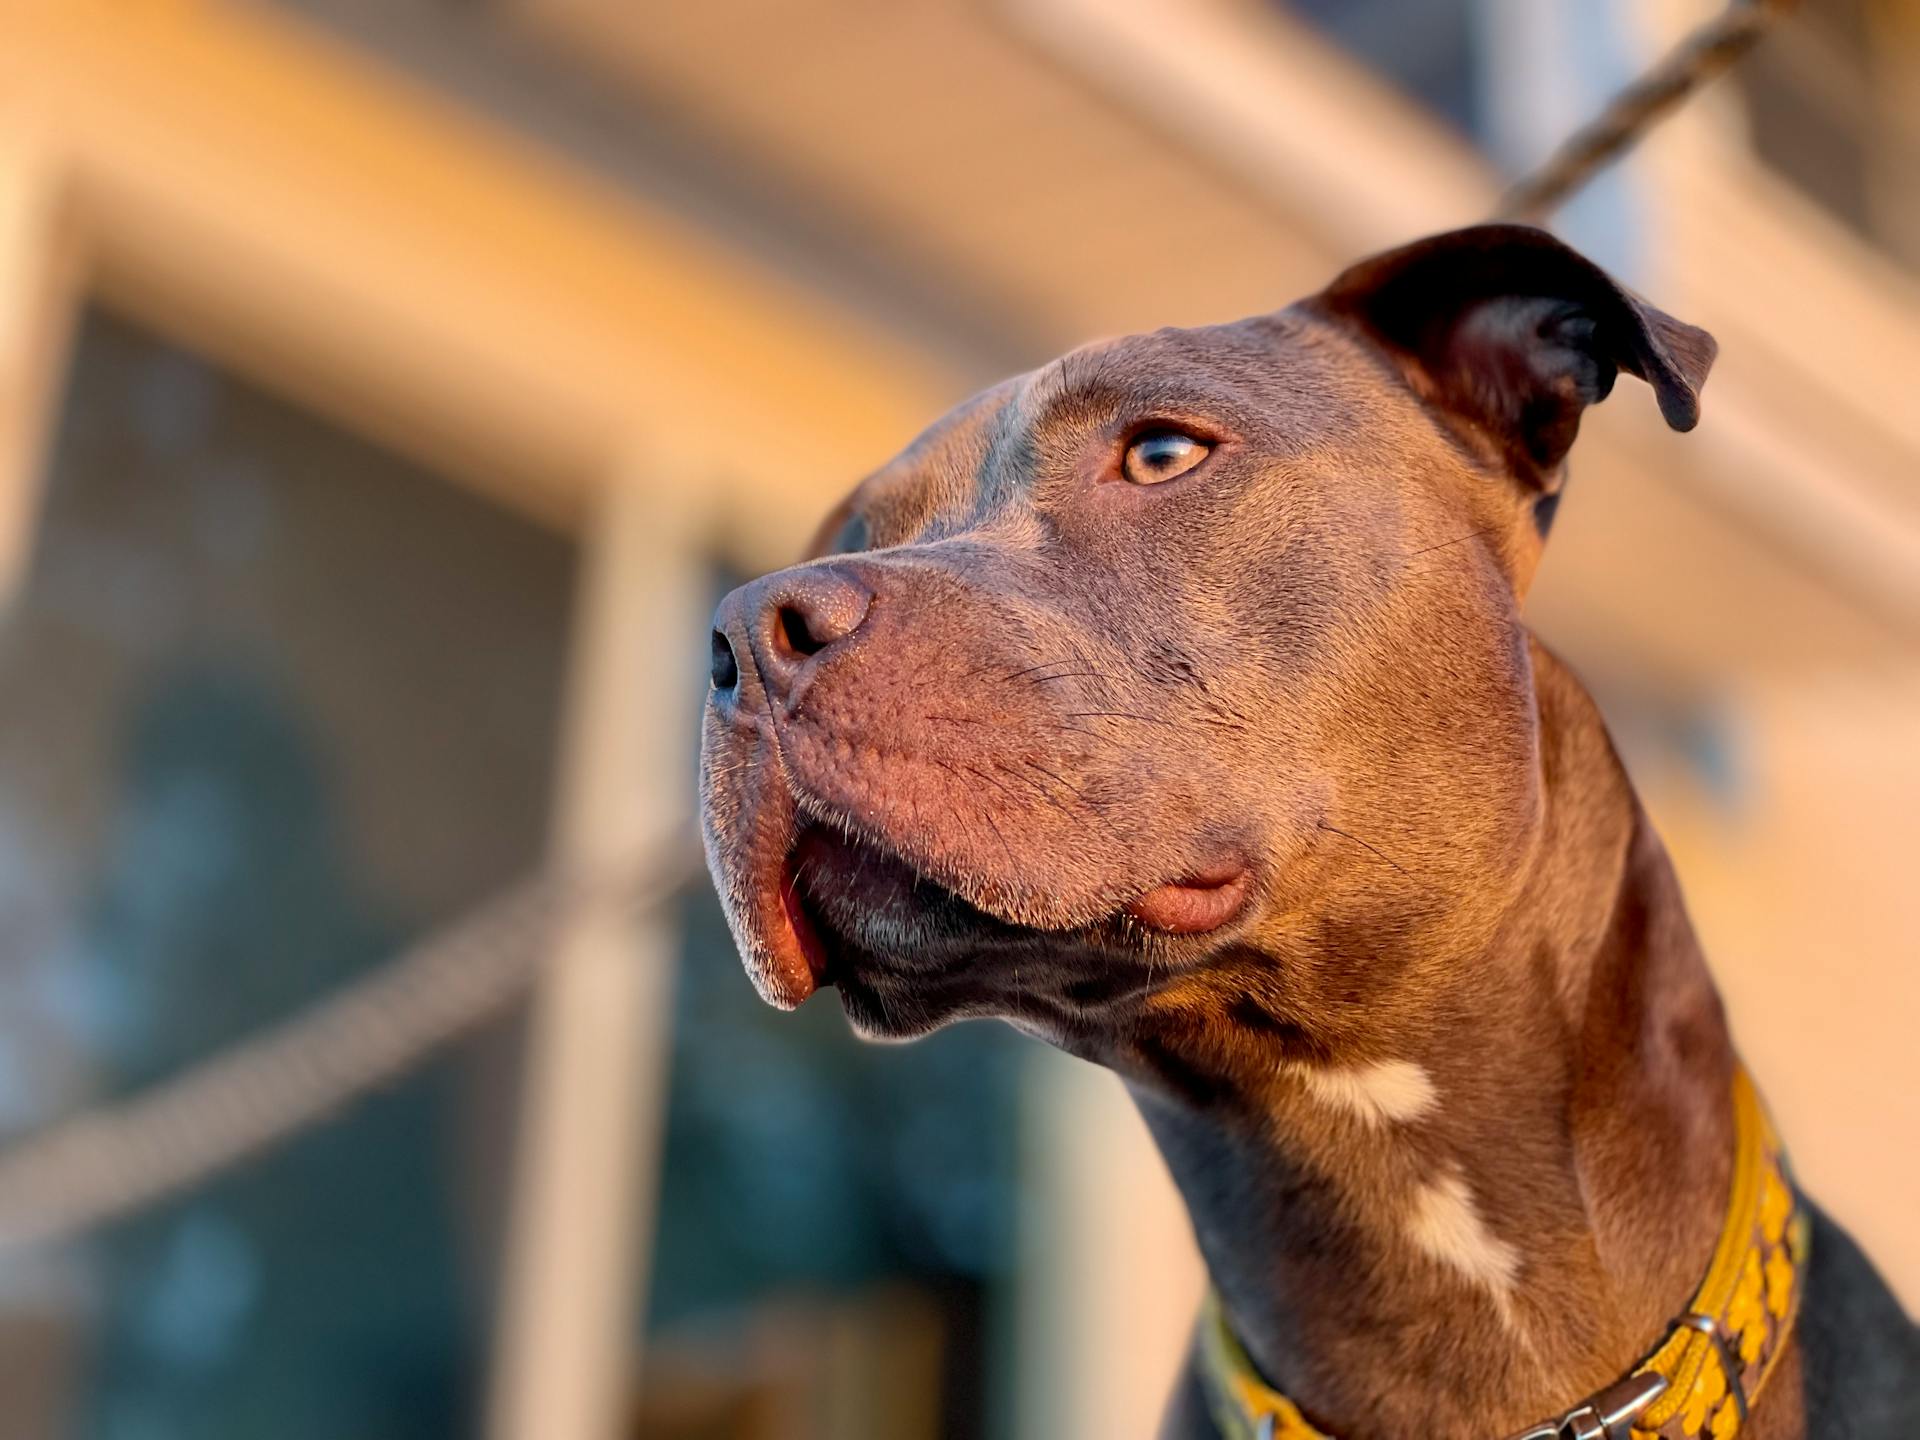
(1501, 1371, 1669, 1440)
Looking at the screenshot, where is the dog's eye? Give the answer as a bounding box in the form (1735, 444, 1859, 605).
(1122, 430, 1210, 485)
(827, 513, 871, 555)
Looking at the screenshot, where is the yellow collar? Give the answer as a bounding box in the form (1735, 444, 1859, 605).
(1199, 1065, 1810, 1440)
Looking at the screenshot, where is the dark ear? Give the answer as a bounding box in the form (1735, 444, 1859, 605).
(1313, 224, 1716, 488)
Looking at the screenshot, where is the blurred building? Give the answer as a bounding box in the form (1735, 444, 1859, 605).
(0, 1, 1913, 1438)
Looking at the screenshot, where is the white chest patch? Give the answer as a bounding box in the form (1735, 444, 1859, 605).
(1406, 1171, 1522, 1321)
(1294, 1059, 1439, 1127)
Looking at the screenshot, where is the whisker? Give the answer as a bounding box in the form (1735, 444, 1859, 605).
(999, 760, 1077, 823)
(1002, 659, 1079, 684)
(1038, 722, 1109, 743)
(1022, 760, 1126, 845)
(1317, 819, 1409, 875)
(979, 808, 1019, 871)
(963, 764, 1023, 806)
(1025, 761, 1094, 805)
(1404, 526, 1497, 560)
(1065, 710, 1174, 728)
(1024, 669, 1113, 687)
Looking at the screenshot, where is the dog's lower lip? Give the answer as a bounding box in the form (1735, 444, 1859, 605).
(1126, 865, 1252, 935)
(768, 853, 828, 1004)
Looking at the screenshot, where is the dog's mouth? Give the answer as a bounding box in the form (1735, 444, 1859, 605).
(749, 816, 1253, 1024)
(701, 662, 1261, 1026)
(781, 824, 988, 994)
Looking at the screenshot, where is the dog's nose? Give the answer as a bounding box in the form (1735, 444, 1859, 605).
(711, 567, 873, 705)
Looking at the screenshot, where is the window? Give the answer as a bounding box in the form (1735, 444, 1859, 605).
(0, 311, 576, 1440)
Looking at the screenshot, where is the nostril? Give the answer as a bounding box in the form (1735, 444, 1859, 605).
(756, 573, 872, 680)
(778, 604, 828, 658)
(710, 629, 739, 691)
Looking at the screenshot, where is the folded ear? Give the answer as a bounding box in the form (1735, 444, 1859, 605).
(1313, 224, 1716, 490)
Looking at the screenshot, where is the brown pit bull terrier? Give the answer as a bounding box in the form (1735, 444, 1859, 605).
(700, 225, 1919, 1440)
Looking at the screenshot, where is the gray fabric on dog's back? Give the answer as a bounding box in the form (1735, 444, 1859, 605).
(1798, 1203, 1920, 1438)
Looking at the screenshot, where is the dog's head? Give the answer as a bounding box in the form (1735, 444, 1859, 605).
(701, 225, 1713, 1047)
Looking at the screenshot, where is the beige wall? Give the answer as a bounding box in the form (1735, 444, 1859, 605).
(1636, 670, 1920, 1309)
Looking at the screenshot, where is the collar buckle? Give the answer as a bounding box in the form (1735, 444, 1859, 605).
(1504, 1371, 1668, 1440)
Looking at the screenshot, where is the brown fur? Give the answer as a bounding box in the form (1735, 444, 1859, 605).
(699, 226, 1850, 1438)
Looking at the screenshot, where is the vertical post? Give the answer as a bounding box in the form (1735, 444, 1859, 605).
(487, 474, 704, 1440)
(1015, 1050, 1204, 1440)
(0, 123, 77, 608)
(0, 117, 81, 1440)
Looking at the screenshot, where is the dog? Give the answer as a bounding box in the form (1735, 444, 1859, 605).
(699, 224, 1919, 1439)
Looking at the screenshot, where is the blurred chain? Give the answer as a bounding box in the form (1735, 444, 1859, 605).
(0, 834, 700, 1256)
(1497, 0, 1799, 223)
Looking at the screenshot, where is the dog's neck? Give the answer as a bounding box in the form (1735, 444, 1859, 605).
(1114, 645, 1737, 1440)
